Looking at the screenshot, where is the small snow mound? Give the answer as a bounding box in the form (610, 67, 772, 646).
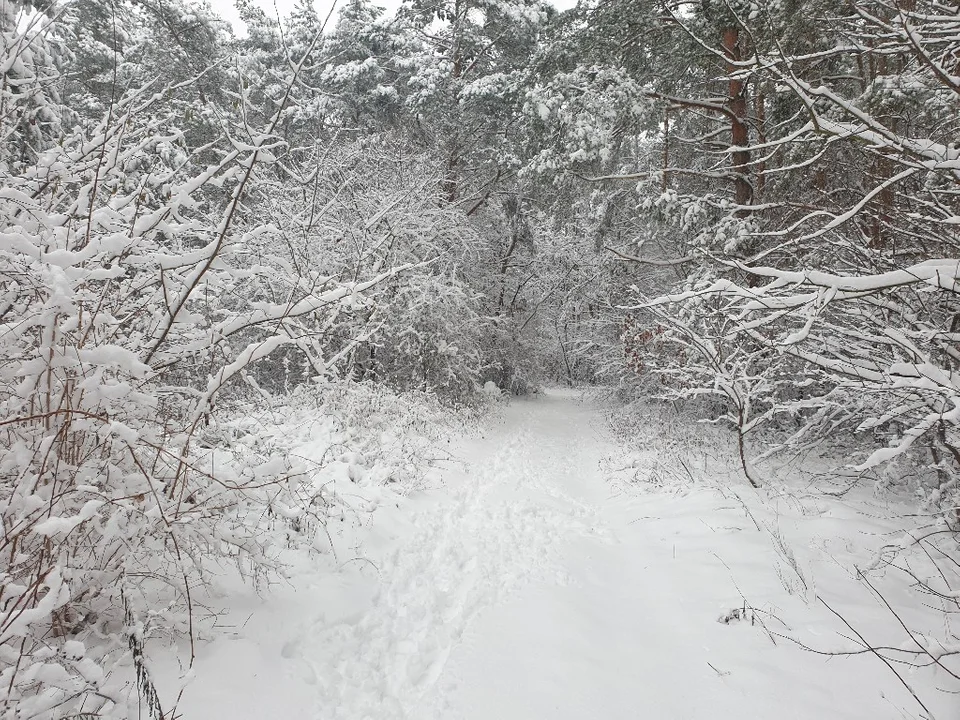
(482, 380, 502, 397)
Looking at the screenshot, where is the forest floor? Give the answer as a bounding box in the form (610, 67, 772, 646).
(157, 388, 956, 719)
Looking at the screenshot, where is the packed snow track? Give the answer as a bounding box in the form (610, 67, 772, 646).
(172, 389, 937, 720)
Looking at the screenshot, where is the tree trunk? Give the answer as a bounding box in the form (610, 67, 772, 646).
(442, 0, 465, 204)
(661, 108, 671, 194)
(443, 142, 460, 203)
(721, 26, 752, 215)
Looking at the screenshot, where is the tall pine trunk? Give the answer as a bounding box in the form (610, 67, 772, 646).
(722, 26, 752, 215)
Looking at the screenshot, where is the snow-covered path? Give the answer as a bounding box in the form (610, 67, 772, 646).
(174, 389, 941, 719)
(300, 390, 614, 719)
(295, 389, 913, 720)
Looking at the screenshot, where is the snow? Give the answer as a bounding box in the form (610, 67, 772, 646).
(482, 379, 502, 397)
(32, 500, 105, 538)
(156, 389, 957, 720)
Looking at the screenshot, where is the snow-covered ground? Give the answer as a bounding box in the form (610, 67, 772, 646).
(159, 389, 957, 719)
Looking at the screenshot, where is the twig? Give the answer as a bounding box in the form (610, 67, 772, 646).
(818, 595, 934, 718)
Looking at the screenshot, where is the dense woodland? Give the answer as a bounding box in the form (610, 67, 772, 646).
(2, 0, 960, 716)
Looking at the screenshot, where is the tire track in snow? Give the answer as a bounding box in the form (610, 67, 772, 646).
(303, 408, 610, 720)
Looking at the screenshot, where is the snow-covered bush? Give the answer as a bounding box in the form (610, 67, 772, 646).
(195, 377, 473, 565)
(239, 134, 563, 404)
(0, 4, 69, 169)
(354, 272, 483, 401)
(0, 14, 415, 716)
(642, 262, 960, 498)
(306, 379, 475, 489)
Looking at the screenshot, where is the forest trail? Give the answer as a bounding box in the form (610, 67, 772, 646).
(291, 389, 905, 720)
(172, 389, 925, 720)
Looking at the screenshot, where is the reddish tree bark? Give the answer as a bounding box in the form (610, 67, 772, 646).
(721, 26, 752, 215)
